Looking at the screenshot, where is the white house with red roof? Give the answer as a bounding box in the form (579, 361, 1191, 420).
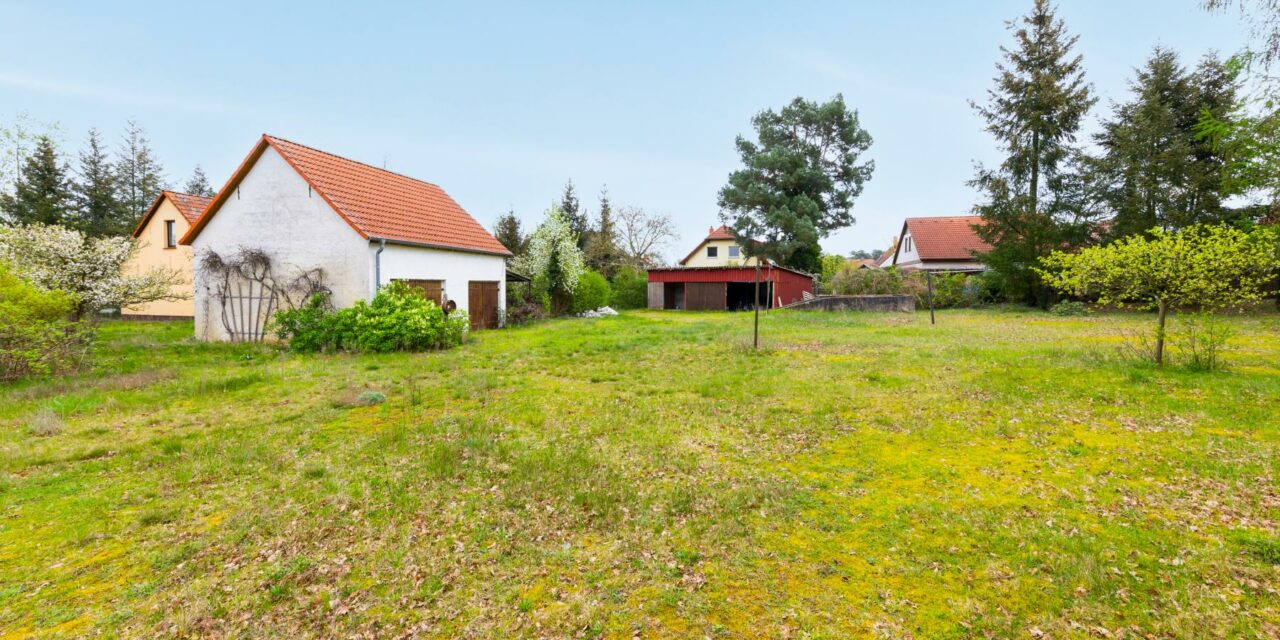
(887, 215, 992, 273)
(182, 135, 512, 341)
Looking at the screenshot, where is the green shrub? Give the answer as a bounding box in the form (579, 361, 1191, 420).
(505, 301, 547, 326)
(925, 273, 968, 308)
(1049, 300, 1091, 316)
(0, 263, 88, 382)
(272, 281, 469, 353)
(571, 269, 611, 314)
(609, 266, 648, 310)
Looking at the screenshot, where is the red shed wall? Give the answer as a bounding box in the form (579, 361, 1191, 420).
(647, 268, 813, 307)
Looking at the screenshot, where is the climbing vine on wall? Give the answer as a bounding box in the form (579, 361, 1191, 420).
(199, 248, 329, 342)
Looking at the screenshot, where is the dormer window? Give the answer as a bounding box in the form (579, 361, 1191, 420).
(706, 246, 718, 258)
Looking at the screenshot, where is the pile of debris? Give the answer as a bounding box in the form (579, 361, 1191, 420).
(576, 306, 619, 318)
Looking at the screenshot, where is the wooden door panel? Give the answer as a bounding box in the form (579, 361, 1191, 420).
(468, 281, 499, 330)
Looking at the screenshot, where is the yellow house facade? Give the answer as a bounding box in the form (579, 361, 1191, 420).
(122, 191, 213, 319)
(678, 225, 760, 267)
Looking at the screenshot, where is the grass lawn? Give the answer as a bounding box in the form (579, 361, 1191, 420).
(2, 308, 1279, 638)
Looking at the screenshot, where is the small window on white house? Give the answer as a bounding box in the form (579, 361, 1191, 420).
(706, 246, 718, 258)
(904, 236, 912, 252)
(728, 245, 740, 258)
(165, 220, 176, 248)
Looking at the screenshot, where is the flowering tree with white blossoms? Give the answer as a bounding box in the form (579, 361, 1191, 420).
(515, 205, 586, 314)
(0, 223, 183, 319)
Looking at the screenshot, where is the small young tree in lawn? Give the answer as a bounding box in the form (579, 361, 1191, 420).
(516, 205, 586, 315)
(718, 94, 874, 347)
(0, 223, 184, 319)
(1038, 224, 1277, 365)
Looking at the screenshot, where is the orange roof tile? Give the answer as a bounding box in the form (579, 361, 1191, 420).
(902, 216, 991, 261)
(131, 191, 214, 237)
(181, 135, 511, 256)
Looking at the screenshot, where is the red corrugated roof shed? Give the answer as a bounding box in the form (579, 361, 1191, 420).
(181, 135, 511, 256)
(902, 216, 991, 261)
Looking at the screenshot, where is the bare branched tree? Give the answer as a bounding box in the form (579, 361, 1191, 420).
(616, 206, 677, 267)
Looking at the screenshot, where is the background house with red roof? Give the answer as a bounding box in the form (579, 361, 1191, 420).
(678, 225, 760, 267)
(887, 215, 991, 273)
(122, 190, 213, 319)
(182, 135, 512, 341)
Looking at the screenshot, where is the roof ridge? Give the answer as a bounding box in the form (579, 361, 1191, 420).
(163, 190, 214, 200)
(263, 134, 444, 191)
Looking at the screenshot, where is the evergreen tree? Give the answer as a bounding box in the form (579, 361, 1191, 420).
(494, 208, 526, 256)
(0, 136, 72, 226)
(72, 128, 125, 237)
(585, 186, 622, 277)
(1093, 49, 1241, 237)
(969, 0, 1096, 306)
(115, 120, 165, 226)
(559, 179, 589, 250)
(184, 165, 216, 197)
(719, 94, 874, 346)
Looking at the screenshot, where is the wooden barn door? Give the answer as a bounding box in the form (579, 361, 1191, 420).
(468, 281, 499, 329)
(685, 282, 727, 310)
(400, 279, 444, 305)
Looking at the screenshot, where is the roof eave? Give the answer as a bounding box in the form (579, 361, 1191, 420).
(368, 236, 513, 258)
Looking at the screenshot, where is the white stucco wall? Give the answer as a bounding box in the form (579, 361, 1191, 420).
(374, 243, 507, 323)
(893, 231, 920, 268)
(190, 146, 370, 341)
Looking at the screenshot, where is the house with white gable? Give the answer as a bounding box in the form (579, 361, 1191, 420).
(887, 215, 992, 273)
(181, 134, 513, 341)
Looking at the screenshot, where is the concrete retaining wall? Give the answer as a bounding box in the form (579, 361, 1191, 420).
(789, 294, 915, 312)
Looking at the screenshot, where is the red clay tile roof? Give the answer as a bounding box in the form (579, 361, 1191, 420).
(131, 191, 214, 237)
(706, 225, 735, 240)
(902, 215, 991, 261)
(181, 135, 511, 256)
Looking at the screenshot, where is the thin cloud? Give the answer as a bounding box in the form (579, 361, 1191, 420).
(0, 71, 251, 117)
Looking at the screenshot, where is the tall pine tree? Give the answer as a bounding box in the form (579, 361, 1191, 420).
(1093, 49, 1241, 237)
(0, 135, 73, 226)
(969, 0, 1096, 306)
(184, 165, 216, 197)
(585, 186, 621, 277)
(494, 208, 526, 256)
(115, 120, 165, 227)
(72, 128, 126, 236)
(559, 179, 589, 250)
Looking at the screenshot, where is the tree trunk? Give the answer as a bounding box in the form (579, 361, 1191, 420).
(753, 262, 760, 349)
(1154, 299, 1168, 365)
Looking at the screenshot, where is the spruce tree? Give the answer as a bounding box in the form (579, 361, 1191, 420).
(559, 179, 589, 250)
(115, 120, 165, 226)
(969, 0, 1096, 306)
(494, 208, 526, 256)
(184, 165, 216, 197)
(1093, 49, 1241, 237)
(586, 186, 621, 277)
(72, 128, 125, 236)
(0, 136, 72, 226)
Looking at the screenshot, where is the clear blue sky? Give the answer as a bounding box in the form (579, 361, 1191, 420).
(0, 1, 1247, 261)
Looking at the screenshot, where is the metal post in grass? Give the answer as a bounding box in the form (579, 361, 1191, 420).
(926, 270, 936, 325)
(753, 262, 760, 349)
